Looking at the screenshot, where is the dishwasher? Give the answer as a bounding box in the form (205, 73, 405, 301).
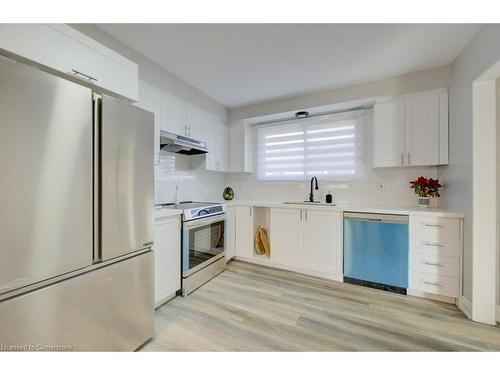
(343, 212, 409, 294)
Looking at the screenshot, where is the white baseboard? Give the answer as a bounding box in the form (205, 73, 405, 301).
(496, 305, 500, 323)
(407, 289, 455, 304)
(457, 296, 472, 320)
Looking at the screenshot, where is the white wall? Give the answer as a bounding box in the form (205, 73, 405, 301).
(229, 65, 451, 121)
(497, 78, 500, 307)
(71, 24, 228, 204)
(225, 110, 438, 206)
(439, 24, 500, 303)
(226, 67, 451, 206)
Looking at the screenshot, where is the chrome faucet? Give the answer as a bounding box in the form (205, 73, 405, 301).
(309, 176, 319, 202)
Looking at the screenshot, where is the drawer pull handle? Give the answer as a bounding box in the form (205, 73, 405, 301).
(423, 281, 442, 287)
(424, 224, 444, 228)
(424, 262, 444, 267)
(424, 242, 444, 248)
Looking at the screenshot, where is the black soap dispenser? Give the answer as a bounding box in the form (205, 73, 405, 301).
(326, 191, 333, 204)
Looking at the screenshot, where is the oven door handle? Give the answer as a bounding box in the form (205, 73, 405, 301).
(183, 214, 226, 230)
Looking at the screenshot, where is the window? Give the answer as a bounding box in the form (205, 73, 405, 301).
(256, 110, 365, 181)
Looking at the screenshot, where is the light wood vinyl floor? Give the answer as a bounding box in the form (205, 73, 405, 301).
(142, 260, 500, 351)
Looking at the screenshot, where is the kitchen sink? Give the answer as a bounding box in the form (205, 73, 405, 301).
(282, 201, 337, 206)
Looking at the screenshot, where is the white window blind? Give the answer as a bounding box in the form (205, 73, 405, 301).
(256, 110, 365, 181)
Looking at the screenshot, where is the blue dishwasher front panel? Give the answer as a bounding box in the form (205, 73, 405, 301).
(344, 216, 408, 289)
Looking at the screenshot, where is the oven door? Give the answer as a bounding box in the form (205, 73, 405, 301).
(182, 214, 226, 277)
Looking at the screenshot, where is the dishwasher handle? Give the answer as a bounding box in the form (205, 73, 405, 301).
(344, 212, 409, 224)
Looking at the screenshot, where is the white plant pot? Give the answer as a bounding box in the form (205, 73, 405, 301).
(417, 197, 431, 207)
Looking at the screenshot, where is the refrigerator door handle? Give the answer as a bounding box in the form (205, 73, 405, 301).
(93, 93, 102, 263)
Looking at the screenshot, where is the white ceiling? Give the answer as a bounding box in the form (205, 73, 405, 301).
(97, 24, 480, 108)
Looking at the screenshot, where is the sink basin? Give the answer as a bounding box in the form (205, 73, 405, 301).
(282, 201, 336, 206)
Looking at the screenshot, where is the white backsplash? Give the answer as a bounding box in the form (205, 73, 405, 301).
(154, 153, 226, 204)
(224, 166, 439, 207)
(155, 151, 439, 207)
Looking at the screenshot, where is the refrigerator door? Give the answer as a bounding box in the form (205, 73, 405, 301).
(0, 56, 93, 295)
(101, 95, 154, 261)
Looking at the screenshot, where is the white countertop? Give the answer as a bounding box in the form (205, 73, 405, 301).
(153, 207, 183, 219)
(224, 200, 464, 218)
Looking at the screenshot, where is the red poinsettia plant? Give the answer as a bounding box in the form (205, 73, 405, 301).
(409, 176, 442, 198)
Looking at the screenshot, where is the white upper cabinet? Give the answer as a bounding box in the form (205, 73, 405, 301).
(0, 24, 138, 101)
(404, 94, 440, 166)
(372, 88, 449, 168)
(373, 100, 405, 167)
(186, 105, 206, 141)
(160, 91, 188, 136)
(205, 117, 229, 172)
(229, 120, 253, 173)
(136, 81, 162, 165)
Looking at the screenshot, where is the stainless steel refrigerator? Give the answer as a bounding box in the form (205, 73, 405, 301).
(0, 54, 155, 351)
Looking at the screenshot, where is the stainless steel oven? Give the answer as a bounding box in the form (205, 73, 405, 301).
(182, 212, 226, 296)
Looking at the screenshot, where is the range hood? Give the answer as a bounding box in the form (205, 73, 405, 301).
(159, 130, 209, 155)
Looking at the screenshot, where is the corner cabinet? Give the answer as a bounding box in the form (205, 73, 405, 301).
(205, 117, 229, 172)
(0, 24, 138, 101)
(136, 81, 162, 165)
(372, 88, 448, 168)
(153, 215, 181, 307)
(229, 120, 253, 173)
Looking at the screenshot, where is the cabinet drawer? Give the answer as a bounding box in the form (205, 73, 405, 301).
(409, 252, 459, 277)
(409, 271, 459, 298)
(410, 216, 460, 256)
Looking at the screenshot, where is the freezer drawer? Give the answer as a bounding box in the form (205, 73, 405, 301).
(0, 252, 154, 351)
(0, 55, 93, 294)
(100, 95, 155, 261)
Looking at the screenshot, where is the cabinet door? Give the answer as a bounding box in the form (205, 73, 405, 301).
(229, 122, 253, 173)
(153, 216, 181, 307)
(204, 117, 218, 171)
(136, 81, 162, 165)
(270, 208, 303, 267)
(404, 94, 440, 166)
(186, 105, 206, 141)
(225, 206, 236, 261)
(235, 206, 254, 258)
(303, 210, 343, 280)
(160, 92, 187, 136)
(216, 124, 229, 171)
(372, 101, 405, 167)
(0, 24, 138, 101)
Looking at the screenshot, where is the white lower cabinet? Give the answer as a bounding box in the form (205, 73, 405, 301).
(303, 209, 343, 278)
(225, 206, 236, 261)
(269, 208, 303, 267)
(234, 206, 254, 258)
(153, 215, 181, 307)
(408, 215, 462, 300)
(268, 207, 343, 280)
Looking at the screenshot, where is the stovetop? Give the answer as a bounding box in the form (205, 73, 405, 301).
(155, 201, 220, 210)
(155, 201, 226, 221)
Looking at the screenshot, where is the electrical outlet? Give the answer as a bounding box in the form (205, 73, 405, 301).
(376, 183, 385, 191)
